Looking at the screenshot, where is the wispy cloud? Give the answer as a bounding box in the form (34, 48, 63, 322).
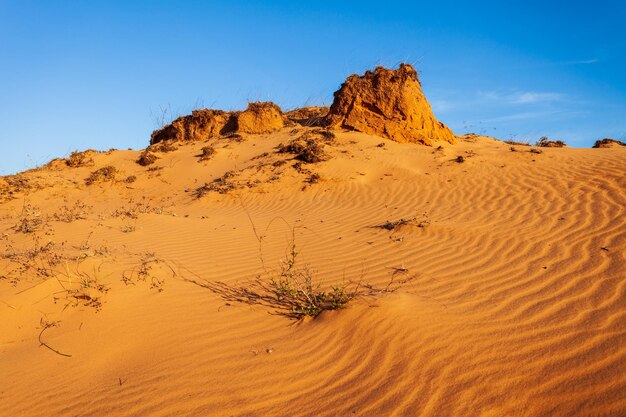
(510, 92, 563, 104)
(563, 58, 599, 65)
(477, 90, 565, 105)
(482, 111, 560, 123)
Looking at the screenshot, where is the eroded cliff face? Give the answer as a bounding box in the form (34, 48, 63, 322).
(236, 102, 284, 134)
(325, 64, 454, 145)
(150, 109, 233, 144)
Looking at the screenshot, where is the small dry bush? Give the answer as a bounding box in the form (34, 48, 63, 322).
(277, 136, 328, 163)
(54, 261, 110, 311)
(66, 150, 95, 168)
(112, 197, 167, 218)
(148, 141, 178, 153)
(14, 204, 45, 233)
(85, 166, 117, 185)
(137, 150, 159, 166)
(198, 145, 216, 162)
(195, 171, 238, 197)
(1, 238, 63, 281)
(0, 175, 32, 203)
(121, 253, 172, 292)
(536, 137, 566, 148)
(592, 138, 626, 148)
(52, 201, 89, 223)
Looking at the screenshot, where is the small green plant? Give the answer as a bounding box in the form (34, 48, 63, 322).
(55, 261, 110, 311)
(193, 237, 412, 320)
(265, 242, 356, 318)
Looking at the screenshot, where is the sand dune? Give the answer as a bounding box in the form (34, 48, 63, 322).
(1, 65, 625, 416)
(1, 130, 624, 416)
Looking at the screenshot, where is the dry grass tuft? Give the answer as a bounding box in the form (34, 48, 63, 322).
(85, 166, 118, 185)
(148, 141, 178, 153)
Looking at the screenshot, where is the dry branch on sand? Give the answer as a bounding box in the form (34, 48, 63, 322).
(373, 216, 430, 231)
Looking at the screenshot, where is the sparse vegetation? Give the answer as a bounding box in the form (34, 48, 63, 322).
(66, 150, 95, 168)
(52, 201, 89, 223)
(198, 145, 216, 161)
(85, 166, 118, 185)
(54, 261, 111, 311)
(592, 138, 625, 148)
(148, 141, 178, 153)
(0, 175, 32, 202)
(504, 140, 531, 146)
(536, 136, 566, 148)
(137, 150, 159, 166)
(0, 237, 62, 281)
(121, 253, 172, 292)
(192, 240, 412, 319)
(14, 203, 45, 233)
(373, 216, 430, 231)
(277, 136, 328, 163)
(195, 171, 239, 196)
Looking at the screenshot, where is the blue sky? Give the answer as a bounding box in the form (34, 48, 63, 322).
(1, 1, 625, 174)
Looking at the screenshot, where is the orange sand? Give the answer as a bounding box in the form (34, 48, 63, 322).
(1, 131, 625, 416)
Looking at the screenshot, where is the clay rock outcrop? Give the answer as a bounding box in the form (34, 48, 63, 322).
(150, 102, 284, 144)
(150, 109, 232, 144)
(325, 64, 454, 145)
(237, 102, 284, 134)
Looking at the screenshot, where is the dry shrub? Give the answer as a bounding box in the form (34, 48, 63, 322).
(193, 241, 413, 320)
(592, 138, 625, 148)
(148, 141, 178, 153)
(137, 150, 158, 166)
(66, 150, 95, 168)
(198, 145, 216, 162)
(85, 166, 117, 185)
(536, 137, 566, 147)
(0, 175, 32, 202)
(52, 201, 89, 223)
(195, 171, 239, 196)
(277, 136, 328, 163)
(1, 238, 63, 280)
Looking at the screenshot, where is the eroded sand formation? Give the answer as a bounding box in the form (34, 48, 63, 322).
(325, 64, 455, 145)
(150, 64, 453, 147)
